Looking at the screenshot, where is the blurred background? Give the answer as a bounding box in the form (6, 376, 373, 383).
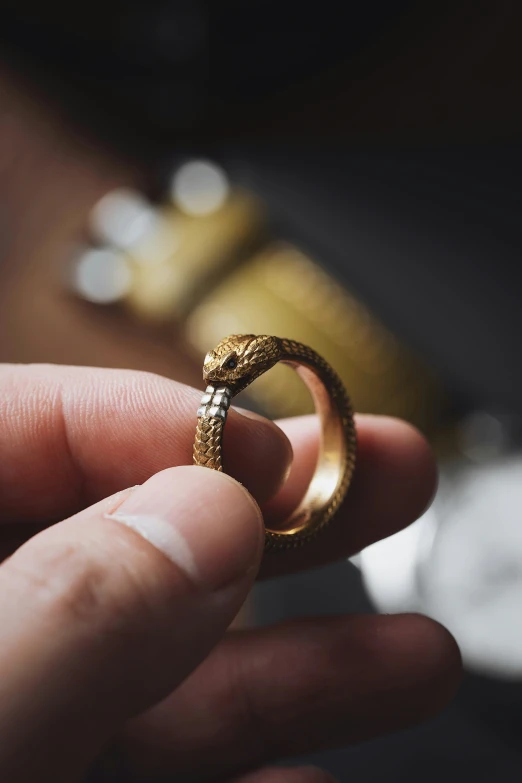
(1, 1, 522, 780)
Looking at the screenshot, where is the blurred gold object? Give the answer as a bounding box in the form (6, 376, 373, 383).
(185, 242, 445, 435)
(193, 334, 356, 549)
(79, 172, 448, 438)
(125, 190, 264, 322)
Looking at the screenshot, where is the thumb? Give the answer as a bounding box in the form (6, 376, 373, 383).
(0, 465, 263, 781)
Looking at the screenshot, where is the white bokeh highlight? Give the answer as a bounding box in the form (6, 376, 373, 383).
(72, 248, 132, 304)
(90, 188, 158, 249)
(171, 159, 230, 216)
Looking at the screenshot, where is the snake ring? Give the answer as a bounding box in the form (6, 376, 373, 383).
(193, 334, 357, 549)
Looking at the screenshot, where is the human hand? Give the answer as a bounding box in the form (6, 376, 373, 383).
(0, 364, 461, 782)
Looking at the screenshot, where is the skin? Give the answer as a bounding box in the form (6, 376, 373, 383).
(0, 364, 461, 782)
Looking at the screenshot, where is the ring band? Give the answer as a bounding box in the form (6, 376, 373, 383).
(193, 335, 357, 549)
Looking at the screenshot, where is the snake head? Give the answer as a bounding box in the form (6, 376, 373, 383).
(202, 334, 281, 394)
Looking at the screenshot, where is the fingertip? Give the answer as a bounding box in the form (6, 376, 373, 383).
(259, 414, 440, 578)
(357, 415, 438, 507)
(349, 415, 438, 546)
(372, 613, 463, 713)
(109, 465, 265, 591)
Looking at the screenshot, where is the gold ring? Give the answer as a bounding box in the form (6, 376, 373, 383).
(193, 335, 357, 549)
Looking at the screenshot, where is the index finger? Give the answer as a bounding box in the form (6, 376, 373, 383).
(0, 364, 292, 524)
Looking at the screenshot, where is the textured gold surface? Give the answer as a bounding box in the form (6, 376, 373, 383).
(193, 334, 356, 549)
(193, 416, 224, 471)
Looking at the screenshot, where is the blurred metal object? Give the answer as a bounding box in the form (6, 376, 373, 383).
(125, 194, 264, 323)
(193, 334, 356, 548)
(70, 158, 448, 437)
(186, 242, 445, 432)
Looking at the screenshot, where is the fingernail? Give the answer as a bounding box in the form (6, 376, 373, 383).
(104, 485, 140, 515)
(105, 466, 264, 591)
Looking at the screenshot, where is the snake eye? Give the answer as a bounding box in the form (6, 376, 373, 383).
(220, 352, 238, 370)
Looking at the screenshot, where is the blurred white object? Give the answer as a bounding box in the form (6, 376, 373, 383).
(171, 159, 229, 216)
(90, 188, 158, 249)
(458, 411, 508, 462)
(72, 248, 132, 304)
(359, 512, 436, 615)
(423, 456, 522, 679)
(358, 412, 522, 680)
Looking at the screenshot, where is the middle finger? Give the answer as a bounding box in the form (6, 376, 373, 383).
(260, 414, 437, 579)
